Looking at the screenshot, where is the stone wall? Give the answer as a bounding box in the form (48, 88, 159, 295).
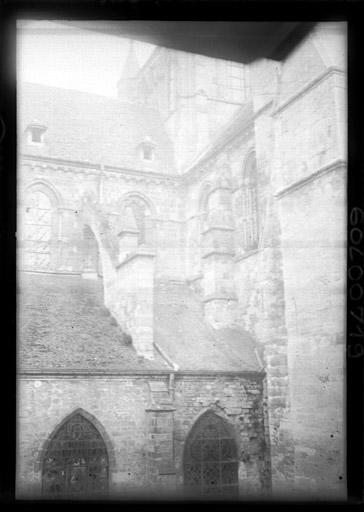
(243, 24, 347, 498)
(18, 158, 185, 279)
(277, 166, 346, 498)
(17, 373, 267, 499)
(17, 21, 347, 500)
(271, 26, 346, 497)
(172, 374, 270, 498)
(17, 376, 152, 499)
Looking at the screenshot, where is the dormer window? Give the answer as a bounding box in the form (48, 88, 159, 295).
(143, 144, 154, 161)
(139, 136, 156, 162)
(26, 123, 47, 145)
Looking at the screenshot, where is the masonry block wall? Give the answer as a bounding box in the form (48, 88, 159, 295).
(17, 373, 268, 499)
(277, 167, 346, 498)
(273, 24, 346, 498)
(19, 159, 185, 279)
(245, 23, 347, 498)
(17, 22, 346, 499)
(177, 22, 346, 497)
(111, 252, 156, 359)
(172, 375, 270, 497)
(17, 376, 153, 499)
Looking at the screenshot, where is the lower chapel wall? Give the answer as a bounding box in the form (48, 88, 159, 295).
(17, 374, 269, 498)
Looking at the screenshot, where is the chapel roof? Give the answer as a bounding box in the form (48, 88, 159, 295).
(154, 280, 261, 373)
(18, 272, 261, 374)
(18, 82, 176, 174)
(17, 272, 170, 372)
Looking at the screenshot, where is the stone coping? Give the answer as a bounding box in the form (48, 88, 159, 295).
(18, 369, 265, 378)
(116, 249, 156, 269)
(201, 250, 235, 259)
(202, 293, 238, 303)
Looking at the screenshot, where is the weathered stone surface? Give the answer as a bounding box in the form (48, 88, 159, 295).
(17, 21, 346, 500)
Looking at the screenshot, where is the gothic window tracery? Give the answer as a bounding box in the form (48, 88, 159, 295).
(184, 412, 239, 498)
(241, 152, 259, 252)
(22, 186, 59, 270)
(42, 412, 109, 499)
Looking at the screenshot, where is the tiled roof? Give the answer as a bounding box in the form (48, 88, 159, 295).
(154, 280, 260, 372)
(17, 272, 170, 371)
(18, 82, 176, 174)
(18, 273, 260, 373)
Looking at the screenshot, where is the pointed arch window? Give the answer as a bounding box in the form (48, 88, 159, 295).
(183, 412, 239, 498)
(21, 185, 60, 270)
(42, 411, 109, 499)
(241, 152, 259, 252)
(123, 195, 153, 246)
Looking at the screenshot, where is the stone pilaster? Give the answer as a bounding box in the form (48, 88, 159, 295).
(145, 377, 176, 496)
(201, 178, 237, 328)
(113, 249, 156, 359)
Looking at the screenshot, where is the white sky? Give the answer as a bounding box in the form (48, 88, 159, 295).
(17, 20, 156, 98)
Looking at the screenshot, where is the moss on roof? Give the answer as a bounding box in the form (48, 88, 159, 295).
(17, 272, 169, 371)
(154, 280, 260, 372)
(18, 273, 260, 373)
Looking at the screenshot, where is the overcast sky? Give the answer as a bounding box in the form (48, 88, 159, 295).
(17, 20, 156, 98)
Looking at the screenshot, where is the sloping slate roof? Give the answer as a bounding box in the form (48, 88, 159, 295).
(154, 281, 260, 372)
(185, 101, 254, 173)
(17, 272, 169, 371)
(18, 82, 175, 174)
(18, 272, 260, 373)
(214, 101, 254, 147)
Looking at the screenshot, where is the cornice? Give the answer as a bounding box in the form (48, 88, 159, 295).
(116, 248, 156, 269)
(18, 369, 264, 379)
(201, 225, 235, 235)
(273, 67, 345, 117)
(275, 158, 346, 199)
(202, 250, 235, 259)
(202, 293, 238, 303)
(21, 154, 181, 186)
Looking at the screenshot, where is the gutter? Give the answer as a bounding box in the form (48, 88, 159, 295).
(18, 368, 265, 378)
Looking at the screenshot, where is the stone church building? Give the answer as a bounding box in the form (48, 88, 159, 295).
(17, 22, 346, 500)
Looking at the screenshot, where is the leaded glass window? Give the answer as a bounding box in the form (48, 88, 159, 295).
(184, 412, 239, 498)
(23, 189, 54, 269)
(42, 412, 109, 499)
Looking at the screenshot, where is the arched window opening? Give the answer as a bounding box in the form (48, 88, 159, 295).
(42, 412, 109, 499)
(184, 412, 239, 498)
(22, 188, 57, 270)
(139, 136, 156, 162)
(123, 196, 151, 246)
(241, 153, 259, 252)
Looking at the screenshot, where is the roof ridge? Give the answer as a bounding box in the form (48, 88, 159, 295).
(21, 81, 119, 102)
(21, 81, 165, 116)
